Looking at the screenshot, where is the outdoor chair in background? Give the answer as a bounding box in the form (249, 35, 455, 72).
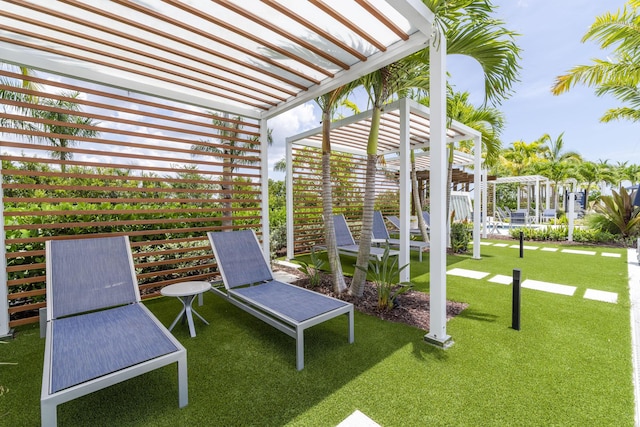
(372, 211, 429, 261)
(542, 208, 557, 222)
(41, 236, 188, 427)
(385, 215, 422, 236)
(333, 214, 399, 261)
(509, 209, 532, 229)
(208, 230, 354, 371)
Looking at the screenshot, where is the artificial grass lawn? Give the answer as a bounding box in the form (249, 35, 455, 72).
(1, 240, 633, 426)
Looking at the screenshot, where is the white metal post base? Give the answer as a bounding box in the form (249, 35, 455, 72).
(424, 333, 454, 349)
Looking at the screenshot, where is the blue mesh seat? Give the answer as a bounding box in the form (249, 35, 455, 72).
(332, 214, 399, 261)
(372, 211, 429, 261)
(41, 236, 188, 427)
(208, 230, 354, 370)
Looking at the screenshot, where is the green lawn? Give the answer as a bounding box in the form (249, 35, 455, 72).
(1, 240, 633, 426)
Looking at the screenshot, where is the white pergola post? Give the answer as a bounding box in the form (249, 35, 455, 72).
(425, 30, 452, 348)
(482, 169, 488, 238)
(0, 164, 9, 337)
(285, 139, 294, 260)
(517, 186, 521, 209)
(472, 135, 481, 259)
(260, 118, 270, 261)
(398, 99, 411, 282)
(534, 177, 540, 223)
(545, 181, 551, 209)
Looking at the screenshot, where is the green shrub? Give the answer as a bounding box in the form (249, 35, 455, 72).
(450, 221, 471, 253)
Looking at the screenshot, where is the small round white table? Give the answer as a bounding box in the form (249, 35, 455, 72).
(161, 281, 211, 337)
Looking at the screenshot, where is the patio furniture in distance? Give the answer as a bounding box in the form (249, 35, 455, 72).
(161, 281, 212, 337)
(542, 208, 557, 223)
(41, 236, 188, 427)
(333, 214, 399, 261)
(208, 230, 354, 370)
(386, 214, 424, 236)
(373, 211, 429, 261)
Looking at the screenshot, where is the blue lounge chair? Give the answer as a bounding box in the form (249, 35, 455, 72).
(373, 211, 429, 261)
(41, 236, 188, 427)
(333, 214, 399, 261)
(385, 215, 423, 235)
(208, 230, 354, 370)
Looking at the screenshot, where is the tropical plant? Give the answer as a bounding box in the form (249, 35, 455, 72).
(552, 0, 640, 122)
(536, 132, 582, 208)
(297, 248, 326, 289)
(450, 221, 472, 253)
(355, 244, 413, 311)
(591, 186, 640, 237)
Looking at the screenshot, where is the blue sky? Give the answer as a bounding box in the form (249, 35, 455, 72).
(268, 0, 639, 180)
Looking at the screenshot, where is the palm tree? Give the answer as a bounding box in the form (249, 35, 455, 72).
(421, 0, 522, 106)
(576, 160, 615, 207)
(315, 87, 354, 294)
(348, 0, 521, 295)
(499, 140, 546, 176)
(1, 64, 41, 137)
(425, 91, 504, 227)
(552, 0, 640, 122)
(350, 60, 424, 296)
(537, 133, 582, 208)
(192, 113, 272, 228)
(30, 91, 99, 173)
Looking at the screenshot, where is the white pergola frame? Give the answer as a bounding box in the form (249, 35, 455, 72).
(491, 175, 551, 223)
(287, 96, 483, 347)
(0, 1, 448, 342)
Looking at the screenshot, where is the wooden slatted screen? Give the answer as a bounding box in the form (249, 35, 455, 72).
(291, 145, 399, 255)
(1, 68, 263, 327)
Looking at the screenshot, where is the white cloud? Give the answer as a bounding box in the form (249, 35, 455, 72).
(267, 102, 319, 180)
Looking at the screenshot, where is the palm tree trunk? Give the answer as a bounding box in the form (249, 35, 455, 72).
(350, 107, 382, 296)
(321, 114, 347, 293)
(350, 153, 377, 296)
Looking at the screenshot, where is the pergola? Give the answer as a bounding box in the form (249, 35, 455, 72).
(0, 1, 452, 345)
(286, 98, 484, 348)
(492, 175, 551, 223)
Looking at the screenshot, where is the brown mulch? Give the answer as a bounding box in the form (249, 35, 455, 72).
(275, 264, 468, 331)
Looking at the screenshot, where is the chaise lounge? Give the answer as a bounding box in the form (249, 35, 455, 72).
(41, 236, 188, 427)
(208, 230, 354, 370)
(333, 213, 399, 261)
(372, 211, 429, 261)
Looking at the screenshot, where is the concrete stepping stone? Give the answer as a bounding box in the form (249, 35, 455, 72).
(584, 289, 618, 304)
(480, 242, 493, 246)
(509, 245, 539, 250)
(561, 249, 596, 255)
(447, 268, 490, 280)
(602, 252, 622, 258)
(488, 274, 512, 285)
(541, 247, 559, 252)
(521, 279, 577, 296)
(493, 243, 509, 247)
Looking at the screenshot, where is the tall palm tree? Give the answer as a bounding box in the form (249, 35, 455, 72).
(349, 59, 427, 296)
(30, 91, 99, 173)
(552, 0, 640, 122)
(348, 0, 520, 295)
(1, 64, 41, 137)
(192, 113, 272, 228)
(536, 132, 582, 208)
(315, 87, 354, 294)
